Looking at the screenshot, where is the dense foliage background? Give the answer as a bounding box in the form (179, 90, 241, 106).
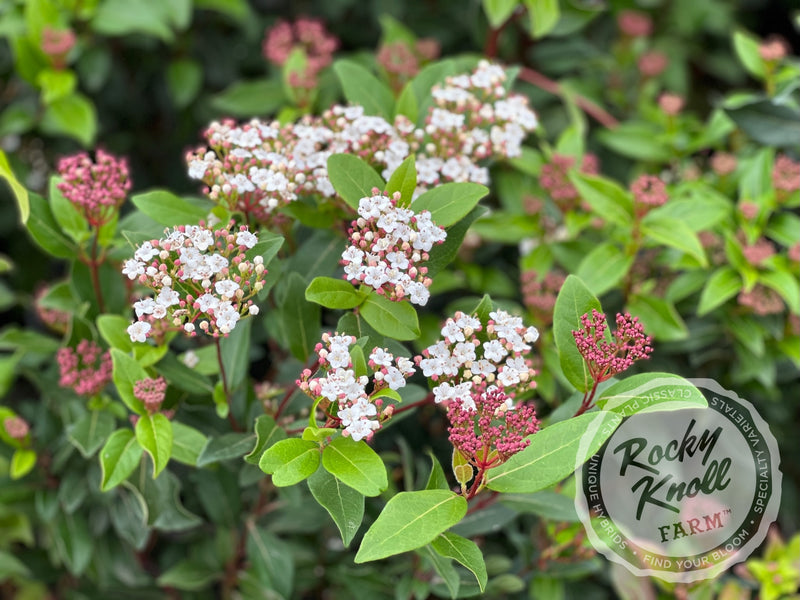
(0, 0, 798, 598)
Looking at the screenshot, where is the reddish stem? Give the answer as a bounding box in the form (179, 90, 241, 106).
(518, 66, 619, 129)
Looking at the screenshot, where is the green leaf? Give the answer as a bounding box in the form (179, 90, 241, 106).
(97, 314, 134, 353)
(760, 268, 800, 314)
(424, 545, 460, 599)
(725, 99, 800, 149)
(10, 448, 37, 479)
(108, 484, 150, 550)
(350, 343, 368, 378)
(524, 0, 560, 38)
(395, 81, 419, 122)
(626, 295, 688, 341)
(307, 467, 365, 547)
(26, 192, 77, 258)
(305, 276, 365, 309)
(167, 58, 202, 108)
(386, 155, 417, 206)
(552, 275, 602, 392)
(569, 172, 633, 228)
(327, 154, 385, 211)
(92, 0, 175, 41)
(196, 432, 255, 467)
(194, 0, 251, 22)
(280, 272, 320, 361)
(575, 243, 633, 297)
(597, 123, 672, 162)
(54, 512, 92, 576)
(40, 93, 97, 147)
(426, 205, 487, 277)
(360, 293, 420, 341)
(653, 183, 731, 232)
(697, 266, 741, 315)
(500, 491, 579, 521)
(732, 29, 766, 79)
(411, 182, 489, 227)
(641, 214, 708, 267)
(355, 490, 467, 563)
(100, 429, 144, 491)
(67, 411, 116, 458)
(49, 175, 89, 244)
(245, 523, 294, 599)
(220, 316, 251, 389)
(333, 59, 395, 119)
(170, 422, 206, 466)
(483, 0, 519, 28)
(431, 532, 488, 592)
(37, 68, 77, 104)
(0, 549, 31, 579)
(156, 559, 221, 591)
(259, 438, 320, 486)
(425, 453, 449, 490)
(210, 78, 286, 116)
(245, 415, 286, 464)
(0, 149, 29, 223)
(111, 348, 148, 415)
(131, 190, 208, 226)
(135, 413, 173, 478)
(486, 411, 622, 493)
(596, 373, 708, 416)
(322, 436, 388, 497)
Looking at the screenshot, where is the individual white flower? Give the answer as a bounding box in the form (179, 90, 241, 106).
(369, 348, 393, 367)
(134, 242, 159, 262)
(128, 321, 151, 343)
(236, 230, 258, 249)
(196, 293, 220, 312)
(122, 259, 145, 280)
(384, 366, 406, 390)
(156, 287, 180, 307)
(215, 301, 240, 333)
(441, 320, 465, 342)
(248, 305, 259, 316)
(134, 298, 156, 318)
(482, 339, 507, 362)
(182, 350, 199, 368)
(215, 279, 240, 298)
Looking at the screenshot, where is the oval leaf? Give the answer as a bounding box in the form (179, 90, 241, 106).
(306, 276, 365, 309)
(135, 413, 173, 478)
(259, 438, 320, 486)
(326, 154, 385, 211)
(552, 275, 602, 392)
(595, 373, 708, 416)
(355, 489, 467, 563)
(322, 436, 388, 497)
(359, 292, 420, 340)
(100, 429, 144, 491)
(307, 467, 365, 547)
(411, 182, 489, 227)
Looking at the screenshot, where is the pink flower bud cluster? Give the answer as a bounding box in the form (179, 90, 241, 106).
(572, 309, 653, 383)
(296, 333, 415, 441)
(57, 340, 113, 397)
(447, 386, 539, 470)
(35, 285, 71, 333)
(56, 150, 132, 227)
(742, 238, 776, 266)
(617, 10, 653, 38)
(123, 222, 266, 342)
(41, 26, 76, 68)
(738, 285, 785, 316)
(134, 376, 167, 413)
(630, 174, 668, 212)
(342, 191, 446, 306)
(3, 416, 30, 441)
(773, 154, 800, 193)
(187, 62, 538, 225)
(658, 93, 684, 116)
(262, 18, 339, 82)
(416, 310, 539, 406)
(637, 51, 668, 78)
(711, 152, 738, 176)
(540, 153, 600, 209)
(521, 270, 567, 324)
(377, 38, 439, 83)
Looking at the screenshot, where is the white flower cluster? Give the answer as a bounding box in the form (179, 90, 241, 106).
(416, 309, 539, 408)
(123, 223, 266, 342)
(298, 333, 415, 441)
(187, 62, 538, 223)
(341, 192, 446, 306)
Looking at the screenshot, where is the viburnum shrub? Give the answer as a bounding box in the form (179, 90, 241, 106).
(0, 2, 797, 598)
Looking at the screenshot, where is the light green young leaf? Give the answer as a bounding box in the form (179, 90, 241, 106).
(135, 413, 173, 478)
(259, 438, 320, 486)
(386, 155, 417, 207)
(10, 448, 37, 480)
(482, 0, 519, 28)
(641, 214, 708, 267)
(627, 295, 688, 341)
(210, 78, 286, 116)
(523, 0, 560, 38)
(131, 190, 208, 226)
(760, 268, 800, 314)
(733, 29, 766, 79)
(569, 172, 633, 228)
(552, 275, 602, 392)
(360, 292, 420, 340)
(26, 192, 77, 258)
(355, 489, 467, 563)
(170, 422, 206, 466)
(595, 373, 707, 416)
(333, 59, 395, 119)
(307, 467, 365, 547)
(0, 149, 29, 223)
(486, 411, 622, 493)
(305, 276, 365, 309)
(431, 531, 488, 592)
(411, 182, 489, 227)
(425, 452, 449, 490)
(327, 154, 385, 211)
(697, 266, 741, 315)
(110, 348, 148, 415)
(575, 243, 633, 297)
(322, 436, 388, 497)
(100, 429, 144, 491)
(40, 92, 97, 147)
(48, 175, 88, 244)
